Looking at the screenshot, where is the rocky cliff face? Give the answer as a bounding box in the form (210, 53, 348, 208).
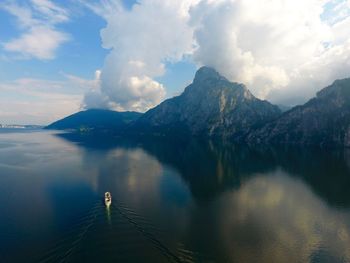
(247, 78, 350, 147)
(133, 67, 281, 138)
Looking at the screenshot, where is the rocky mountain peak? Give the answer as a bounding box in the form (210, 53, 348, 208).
(193, 66, 226, 83)
(247, 77, 350, 147)
(186, 66, 251, 100)
(317, 78, 350, 100)
(133, 66, 281, 138)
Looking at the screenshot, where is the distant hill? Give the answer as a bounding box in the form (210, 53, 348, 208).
(46, 109, 142, 131)
(247, 78, 350, 147)
(131, 67, 281, 138)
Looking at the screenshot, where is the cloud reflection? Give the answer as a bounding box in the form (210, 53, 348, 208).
(216, 172, 350, 262)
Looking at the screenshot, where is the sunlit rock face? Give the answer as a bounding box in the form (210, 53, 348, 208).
(133, 67, 281, 138)
(247, 78, 350, 147)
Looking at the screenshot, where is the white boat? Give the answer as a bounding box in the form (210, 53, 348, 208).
(105, 192, 112, 207)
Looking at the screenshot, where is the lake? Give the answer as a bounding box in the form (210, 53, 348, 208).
(0, 129, 350, 263)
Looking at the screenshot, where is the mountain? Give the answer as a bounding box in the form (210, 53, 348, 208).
(132, 67, 281, 138)
(246, 78, 350, 147)
(277, 104, 292, 113)
(46, 109, 142, 131)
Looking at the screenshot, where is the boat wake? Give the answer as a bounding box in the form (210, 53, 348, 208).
(37, 197, 206, 263)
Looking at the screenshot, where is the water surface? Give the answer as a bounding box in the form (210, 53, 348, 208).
(0, 130, 350, 262)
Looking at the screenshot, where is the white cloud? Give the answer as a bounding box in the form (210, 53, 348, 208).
(0, 73, 99, 125)
(83, 0, 350, 110)
(83, 0, 198, 112)
(190, 0, 350, 104)
(4, 26, 69, 60)
(31, 0, 70, 23)
(324, 0, 350, 25)
(1, 0, 70, 60)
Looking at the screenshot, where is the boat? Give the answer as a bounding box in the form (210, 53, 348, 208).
(105, 192, 112, 207)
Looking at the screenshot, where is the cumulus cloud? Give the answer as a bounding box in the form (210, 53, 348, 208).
(190, 0, 350, 104)
(1, 0, 70, 60)
(85, 0, 350, 110)
(83, 0, 197, 112)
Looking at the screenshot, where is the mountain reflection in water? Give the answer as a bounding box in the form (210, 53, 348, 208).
(58, 132, 350, 206)
(0, 130, 349, 262)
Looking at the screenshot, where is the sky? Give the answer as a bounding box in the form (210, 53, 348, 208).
(0, 0, 349, 125)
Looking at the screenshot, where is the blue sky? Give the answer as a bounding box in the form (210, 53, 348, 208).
(0, 0, 349, 124)
(0, 0, 195, 85)
(0, 4, 106, 81)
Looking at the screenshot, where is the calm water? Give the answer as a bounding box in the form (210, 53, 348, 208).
(1, 130, 350, 263)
